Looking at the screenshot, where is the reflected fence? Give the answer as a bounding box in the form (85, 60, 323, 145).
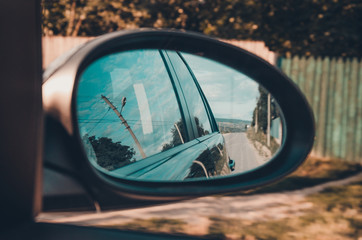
(42, 37, 362, 162)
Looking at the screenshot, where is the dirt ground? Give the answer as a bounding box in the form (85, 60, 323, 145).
(38, 172, 362, 239)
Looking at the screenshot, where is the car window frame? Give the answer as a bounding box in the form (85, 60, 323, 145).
(163, 50, 216, 139)
(176, 51, 219, 134)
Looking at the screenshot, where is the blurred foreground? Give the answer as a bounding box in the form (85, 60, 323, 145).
(39, 157, 362, 240)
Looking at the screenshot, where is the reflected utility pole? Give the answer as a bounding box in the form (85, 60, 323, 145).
(267, 93, 271, 147)
(101, 95, 146, 159)
(255, 105, 258, 133)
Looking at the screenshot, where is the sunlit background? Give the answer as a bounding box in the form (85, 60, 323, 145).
(40, 1, 362, 239)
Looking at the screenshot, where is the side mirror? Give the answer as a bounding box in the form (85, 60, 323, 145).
(43, 29, 314, 201)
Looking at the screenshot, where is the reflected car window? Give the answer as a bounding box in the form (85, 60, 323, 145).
(77, 50, 187, 170)
(165, 51, 212, 138)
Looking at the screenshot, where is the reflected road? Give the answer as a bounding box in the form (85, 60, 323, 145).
(223, 132, 264, 174)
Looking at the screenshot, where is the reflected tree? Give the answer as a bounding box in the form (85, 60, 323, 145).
(195, 117, 210, 137)
(161, 117, 210, 152)
(251, 86, 279, 134)
(88, 136, 136, 170)
(161, 119, 186, 152)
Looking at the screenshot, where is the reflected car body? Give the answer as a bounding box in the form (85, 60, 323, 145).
(112, 133, 230, 180)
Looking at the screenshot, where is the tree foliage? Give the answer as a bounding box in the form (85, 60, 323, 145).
(88, 135, 135, 170)
(161, 117, 210, 152)
(256, 0, 362, 57)
(42, 0, 361, 57)
(161, 119, 186, 152)
(42, 0, 151, 36)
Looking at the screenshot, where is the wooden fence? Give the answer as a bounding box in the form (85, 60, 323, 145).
(42, 37, 276, 68)
(279, 56, 362, 162)
(42, 36, 95, 68)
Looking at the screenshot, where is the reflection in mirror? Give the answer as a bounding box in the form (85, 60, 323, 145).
(182, 53, 284, 175)
(76, 49, 284, 182)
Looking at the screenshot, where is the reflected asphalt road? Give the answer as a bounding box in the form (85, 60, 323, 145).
(223, 132, 264, 174)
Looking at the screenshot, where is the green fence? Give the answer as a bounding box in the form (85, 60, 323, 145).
(279, 56, 362, 162)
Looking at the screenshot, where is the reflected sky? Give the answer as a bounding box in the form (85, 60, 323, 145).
(182, 52, 259, 121)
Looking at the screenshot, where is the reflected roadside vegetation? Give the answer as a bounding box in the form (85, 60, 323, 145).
(183, 52, 284, 174)
(76, 49, 284, 181)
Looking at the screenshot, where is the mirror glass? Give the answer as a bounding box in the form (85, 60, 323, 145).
(76, 49, 284, 181)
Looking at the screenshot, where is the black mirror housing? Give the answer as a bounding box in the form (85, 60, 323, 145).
(43, 29, 315, 207)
